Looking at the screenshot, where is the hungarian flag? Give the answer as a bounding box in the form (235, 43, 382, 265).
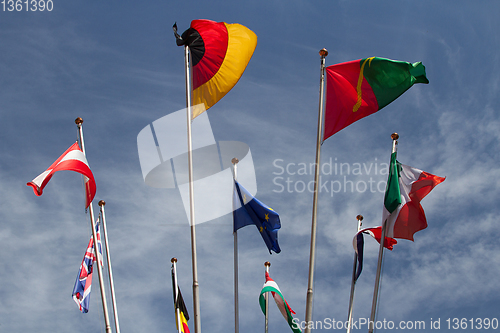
(27, 142, 96, 208)
(324, 57, 429, 140)
(174, 19, 257, 118)
(259, 272, 301, 333)
(383, 152, 445, 240)
(352, 226, 397, 281)
(233, 180, 281, 254)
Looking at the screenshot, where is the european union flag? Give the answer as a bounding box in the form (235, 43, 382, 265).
(233, 180, 281, 254)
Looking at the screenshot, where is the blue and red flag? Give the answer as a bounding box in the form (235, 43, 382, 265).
(72, 219, 102, 313)
(352, 226, 397, 281)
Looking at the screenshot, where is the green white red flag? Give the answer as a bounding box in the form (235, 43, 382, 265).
(259, 271, 301, 333)
(324, 57, 429, 140)
(383, 152, 445, 240)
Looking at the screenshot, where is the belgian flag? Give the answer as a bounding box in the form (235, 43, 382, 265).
(174, 287, 190, 333)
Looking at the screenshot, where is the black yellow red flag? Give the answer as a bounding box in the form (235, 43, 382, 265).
(174, 20, 257, 118)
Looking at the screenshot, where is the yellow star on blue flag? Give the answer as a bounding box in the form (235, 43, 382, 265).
(233, 180, 281, 254)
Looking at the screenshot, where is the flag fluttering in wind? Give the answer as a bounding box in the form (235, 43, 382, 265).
(171, 264, 190, 333)
(173, 288, 190, 333)
(383, 152, 445, 240)
(27, 142, 96, 208)
(233, 180, 281, 254)
(174, 19, 257, 117)
(72, 219, 102, 313)
(323, 57, 429, 140)
(259, 271, 301, 333)
(352, 226, 397, 281)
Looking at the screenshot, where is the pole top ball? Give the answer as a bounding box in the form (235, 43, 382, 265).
(75, 117, 83, 125)
(232, 158, 239, 165)
(391, 133, 399, 140)
(356, 215, 363, 221)
(98, 200, 105, 207)
(264, 261, 271, 267)
(319, 48, 328, 57)
(171, 258, 177, 263)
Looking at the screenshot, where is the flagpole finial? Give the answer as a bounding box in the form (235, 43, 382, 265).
(171, 257, 177, 263)
(391, 133, 399, 140)
(98, 200, 105, 207)
(356, 215, 363, 221)
(264, 261, 271, 267)
(319, 48, 328, 58)
(75, 117, 83, 125)
(232, 158, 239, 165)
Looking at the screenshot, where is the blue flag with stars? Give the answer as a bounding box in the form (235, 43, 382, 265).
(233, 180, 281, 254)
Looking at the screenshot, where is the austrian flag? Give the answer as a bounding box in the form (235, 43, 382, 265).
(27, 142, 96, 208)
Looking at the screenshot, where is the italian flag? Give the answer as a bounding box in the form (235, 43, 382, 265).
(383, 152, 445, 240)
(324, 57, 429, 140)
(259, 272, 302, 333)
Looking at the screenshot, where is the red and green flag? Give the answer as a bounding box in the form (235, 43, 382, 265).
(323, 57, 429, 140)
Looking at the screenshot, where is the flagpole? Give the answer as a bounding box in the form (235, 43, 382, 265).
(346, 215, 363, 333)
(368, 133, 398, 333)
(75, 117, 112, 333)
(172, 258, 183, 333)
(232, 157, 240, 333)
(98, 200, 121, 333)
(264, 261, 271, 333)
(304, 48, 328, 333)
(183, 45, 201, 333)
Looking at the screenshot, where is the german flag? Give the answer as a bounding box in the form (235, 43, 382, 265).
(174, 20, 257, 118)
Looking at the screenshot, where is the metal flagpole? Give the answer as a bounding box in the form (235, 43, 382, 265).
(346, 215, 363, 333)
(264, 261, 271, 333)
(75, 117, 112, 333)
(183, 45, 201, 333)
(304, 48, 328, 333)
(368, 133, 398, 333)
(232, 157, 239, 333)
(172, 258, 183, 333)
(98, 200, 121, 333)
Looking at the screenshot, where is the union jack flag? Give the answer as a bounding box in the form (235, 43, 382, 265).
(72, 218, 103, 313)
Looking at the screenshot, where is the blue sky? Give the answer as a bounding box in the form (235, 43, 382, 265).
(1, 1, 500, 332)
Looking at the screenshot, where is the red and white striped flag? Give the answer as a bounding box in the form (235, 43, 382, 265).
(27, 142, 96, 208)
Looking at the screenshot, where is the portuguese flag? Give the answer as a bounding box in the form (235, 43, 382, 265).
(175, 20, 257, 118)
(323, 57, 429, 141)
